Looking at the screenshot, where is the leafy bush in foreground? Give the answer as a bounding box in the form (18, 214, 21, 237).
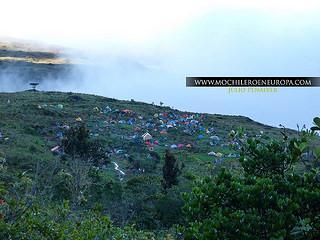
(181, 127, 320, 240)
(0, 201, 156, 240)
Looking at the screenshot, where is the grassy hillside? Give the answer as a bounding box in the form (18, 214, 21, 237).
(1, 91, 307, 238)
(0, 91, 290, 176)
(0, 37, 319, 239)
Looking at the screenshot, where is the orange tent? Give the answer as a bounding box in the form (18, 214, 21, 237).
(122, 109, 133, 114)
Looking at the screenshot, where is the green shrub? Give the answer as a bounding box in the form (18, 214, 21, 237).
(181, 130, 320, 239)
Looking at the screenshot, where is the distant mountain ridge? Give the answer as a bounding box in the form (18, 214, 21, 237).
(0, 39, 76, 90)
(0, 38, 70, 64)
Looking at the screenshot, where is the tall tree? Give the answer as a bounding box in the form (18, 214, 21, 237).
(162, 150, 181, 191)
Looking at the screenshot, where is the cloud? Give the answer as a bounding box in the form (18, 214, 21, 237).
(1, 0, 319, 48)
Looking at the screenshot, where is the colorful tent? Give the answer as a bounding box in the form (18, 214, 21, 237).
(122, 109, 133, 114)
(170, 144, 177, 149)
(142, 132, 152, 141)
(197, 134, 204, 139)
(215, 152, 223, 158)
(210, 135, 221, 142)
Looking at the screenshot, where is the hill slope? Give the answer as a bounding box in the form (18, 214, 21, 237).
(0, 91, 295, 230)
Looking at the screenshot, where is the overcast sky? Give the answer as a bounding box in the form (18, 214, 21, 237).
(1, 0, 319, 129)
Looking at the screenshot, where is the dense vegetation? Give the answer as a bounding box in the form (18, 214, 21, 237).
(181, 127, 320, 239)
(0, 91, 319, 239)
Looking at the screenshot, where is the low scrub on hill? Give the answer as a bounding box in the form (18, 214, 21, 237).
(0, 92, 319, 239)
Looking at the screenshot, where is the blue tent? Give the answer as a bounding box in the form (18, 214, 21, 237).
(56, 132, 63, 138)
(199, 126, 205, 131)
(197, 134, 204, 139)
(127, 118, 135, 125)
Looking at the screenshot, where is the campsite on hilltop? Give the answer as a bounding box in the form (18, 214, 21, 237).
(0, 90, 319, 239)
